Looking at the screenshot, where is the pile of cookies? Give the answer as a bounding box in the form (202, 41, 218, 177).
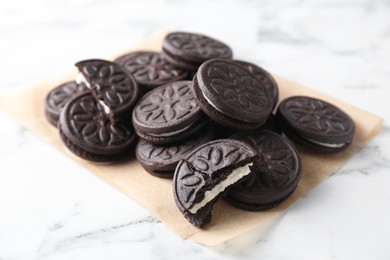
(44, 32, 355, 228)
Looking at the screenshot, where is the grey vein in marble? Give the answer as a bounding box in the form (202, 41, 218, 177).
(1, 0, 390, 259)
(35, 211, 160, 259)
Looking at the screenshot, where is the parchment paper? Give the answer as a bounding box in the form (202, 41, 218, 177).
(0, 31, 384, 246)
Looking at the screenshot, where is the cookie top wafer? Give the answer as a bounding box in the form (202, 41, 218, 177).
(114, 51, 188, 91)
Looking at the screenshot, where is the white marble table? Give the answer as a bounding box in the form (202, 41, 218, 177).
(1, 0, 390, 259)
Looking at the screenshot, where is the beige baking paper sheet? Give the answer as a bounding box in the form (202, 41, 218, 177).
(0, 31, 384, 246)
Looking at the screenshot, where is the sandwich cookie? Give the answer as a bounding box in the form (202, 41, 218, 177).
(162, 32, 233, 71)
(44, 81, 88, 127)
(135, 125, 214, 178)
(58, 92, 137, 162)
(75, 59, 140, 122)
(132, 81, 206, 144)
(173, 139, 258, 228)
(193, 59, 273, 130)
(114, 51, 189, 92)
(227, 130, 301, 210)
(276, 96, 355, 153)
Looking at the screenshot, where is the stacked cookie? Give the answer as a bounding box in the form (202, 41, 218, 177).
(44, 31, 355, 228)
(45, 59, 140, 161)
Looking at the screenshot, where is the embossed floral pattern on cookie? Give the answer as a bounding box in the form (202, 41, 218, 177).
(115, 51, 188, 89)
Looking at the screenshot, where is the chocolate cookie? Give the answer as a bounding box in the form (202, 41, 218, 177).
(162, 32, 233, 71)
(226, 130, 301, 210)
(114, 51, 189, 92)
(136, 126, 214, 178)
(132, 81, 206, 144)
(58, 92, 137, 162)
(44, 81, 88, 127)
(75, 59, 140, 122)
(173, 139, 258, 227)
(193, 59, 273, 130)
(233, 60, 279, 109)
(276, 96, 355, 153)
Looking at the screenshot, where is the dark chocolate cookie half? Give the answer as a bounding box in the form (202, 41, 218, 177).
(75, 59, 140, 122)
(173, 139, 258, 228)
(226, 130, 301, 210)
(162, 32, 233, 71)
(114, 51, 189, 92)
(233, 60, 279, 109)
(276, 96, 355, 153)
(44, 81, 88, 127)
(58, 92, 137, 162)
(193, 59, 273, 130)
(132, 80, 206, 144)
(136, 125, 214, 178)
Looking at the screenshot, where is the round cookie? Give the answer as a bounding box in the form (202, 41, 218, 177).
(132, 80, 206, 144)
(233, 60, 279, 109)
(58, 92, 137, 162)
(193, 59, 273, 130)
(226, 130, 301, 210)
(44, 81, 88, 127)
(162, 32, 233, 71)
(275, 96, 355, 153)
(75, 59, 140, 122)
(173, 139, 258, 227)
(114, 51, 189, 92)
(136, 125, 214, 178)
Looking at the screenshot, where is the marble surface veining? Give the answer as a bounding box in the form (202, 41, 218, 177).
(1, 0, 390, 259)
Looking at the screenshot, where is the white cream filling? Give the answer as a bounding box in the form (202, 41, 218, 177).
(76, 72, 91, 89)
(76, 73, 111, 114)
(98, 100, 111, 114)
(189, 163, 253, 214)
(307, 138, 346, 148)
(148, 124, 193, 137)
(202, 91, 225, 114)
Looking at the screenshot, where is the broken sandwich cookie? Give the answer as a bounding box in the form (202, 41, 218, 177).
(58, 92, 137, 162)
(75, 59, 140, 122)
(173, 139, 258, 227)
